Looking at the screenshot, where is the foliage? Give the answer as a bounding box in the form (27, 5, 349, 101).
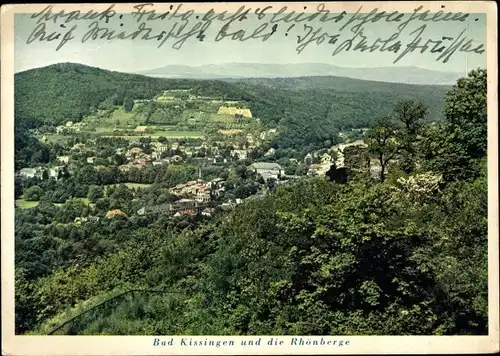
(395, 172, 443, 205)
(14, 68, 488, 337)
(15, 63, 448, 153)
(421, 69, 487, 181)
(391, 100, 427, 173)
(364, 117, 400, 182)
(23, 186, 44, 201)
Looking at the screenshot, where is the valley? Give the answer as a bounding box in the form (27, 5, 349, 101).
(13, 63, 488, 337)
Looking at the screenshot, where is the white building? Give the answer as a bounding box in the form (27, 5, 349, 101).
(265, 148, 276, 157)
(57, 156, 70, 164)
(249, 162, 284, 180)
(49, 166, 64, 180)
(231, 149, 248, 160)
(196, 190, 211, 203)
(155, 145, 169, 153)
(18, 167, 44, 179)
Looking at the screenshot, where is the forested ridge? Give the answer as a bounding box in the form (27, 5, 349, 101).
(14, 66, 488, 336)
(15, 63, 244, 128)
(15, 63, 449, 150)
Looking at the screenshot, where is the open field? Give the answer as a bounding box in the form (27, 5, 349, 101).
(94, 107, 141, 127)
(16, 197, 91, 209)
(105, 183, 152, 190)
(37, 134, 71, 144)
(15, 199, 39, 209)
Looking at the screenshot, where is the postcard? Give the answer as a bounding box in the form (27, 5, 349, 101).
(1, 1, 499, 355)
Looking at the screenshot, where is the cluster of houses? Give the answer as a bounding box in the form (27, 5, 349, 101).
(169, 177, 226, 203)
(119, 146, 152, 171)
(74, 216, 100, 224)
(136, 198, 215, 218)
(130, 177, 228, 220)
(114, 138, 262, 171)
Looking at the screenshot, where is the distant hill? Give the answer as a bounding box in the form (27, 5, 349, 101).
(225, 75, 450, 94)
(14, 63, 248, 127)
(136, 63, 463, 85)
(15, 62, 453, 150)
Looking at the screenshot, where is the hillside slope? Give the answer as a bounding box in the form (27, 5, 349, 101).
(15, 63, 450, 150)
(14, 63, 245, 128)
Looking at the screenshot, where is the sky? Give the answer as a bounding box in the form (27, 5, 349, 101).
(13, 6, 487, 74)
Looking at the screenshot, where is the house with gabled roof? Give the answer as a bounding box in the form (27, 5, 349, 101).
(249, 162, 284, 180)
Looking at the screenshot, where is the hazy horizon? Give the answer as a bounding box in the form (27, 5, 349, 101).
(16, 61, 476, 75)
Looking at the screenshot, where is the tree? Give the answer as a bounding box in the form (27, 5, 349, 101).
(15, 268, 38, 334)
(111, 184, 133, 201)
(444, 68, 487, 158)
(15, 177, 23, 199)
(76, 165, 99, 186)
(24, 185, 44, 201)
(61, 166, 70, 179)
(234, 165, 248, 179)
(421, 69, 487, 182)
(295, 163, 309, 176)
(88, 185, 104, 203)
(364, 117, 400, 182)
(123, 97, 134, 112)
(392, 100, 427, 173)
(393, 100, 427, 136)
(113, 154, 126, 166)
(95, 197, 111, 212)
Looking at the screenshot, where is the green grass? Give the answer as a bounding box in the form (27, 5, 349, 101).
(93, 127, 117, 133)
(103, 183, 152, 197)
(123, 183, 151, 189)
(83, 107, 144, 129)
(110, 108, 141, 125)
(153, 130, 204, 137)
(16, 197, 91, 209)
(104, 183, 152, 192)
(39, 129, 204, 143)
(103, 131, 203, 140)
(15, 199, 39, 209)
(78, 197, 91, 205)
(36, 134, 72, 144)
(149, 125, 177, 130)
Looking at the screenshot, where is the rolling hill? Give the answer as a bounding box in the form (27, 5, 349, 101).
(15, 62, 453, 150)
(136, 63, 463, 85)
(14, 63, 245, 128)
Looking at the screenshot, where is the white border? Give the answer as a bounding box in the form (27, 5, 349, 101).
(1, 2, 498, 355)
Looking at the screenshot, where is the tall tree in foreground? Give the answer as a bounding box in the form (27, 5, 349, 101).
(421, 69, 487, 181)
(392, 100, 427, 174)
(364, 117, 400, 182)
(444, 68, 487, 158)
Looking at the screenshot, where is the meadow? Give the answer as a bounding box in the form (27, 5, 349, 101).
(15, 197, 91, 209)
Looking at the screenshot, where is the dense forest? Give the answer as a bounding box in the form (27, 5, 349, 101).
(13, 67, 489, 335)
(15, 63, 449, 152)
